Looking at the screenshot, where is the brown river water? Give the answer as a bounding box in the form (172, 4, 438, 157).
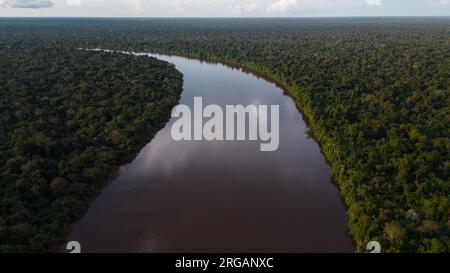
(64, 53, 354, 253)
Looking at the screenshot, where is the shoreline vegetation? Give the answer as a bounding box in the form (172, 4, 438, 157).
(0, 47, 183, 252)
(0, 18, 448, 253)
(76, 48, 357, 251)
(140, 48, 359, 248)
(116, 41, 449, 252)
(110, 19, 448, 253)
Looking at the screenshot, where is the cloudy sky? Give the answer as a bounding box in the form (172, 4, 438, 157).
(0, 0, 449, 17)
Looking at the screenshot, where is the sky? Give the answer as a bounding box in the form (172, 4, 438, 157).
(0, 0, 449, 17)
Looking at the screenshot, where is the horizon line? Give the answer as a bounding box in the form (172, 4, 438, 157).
(1, 15, 450, 19)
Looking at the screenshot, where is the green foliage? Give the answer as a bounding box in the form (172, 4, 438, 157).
(0, 17, 448, 252)
(0, 46, 183, 252)
(130, 18, 449, 253)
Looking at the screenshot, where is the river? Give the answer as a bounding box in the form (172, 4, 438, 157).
(64, 52, 354, 253)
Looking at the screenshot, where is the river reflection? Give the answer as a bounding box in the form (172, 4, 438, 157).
(65, 53, 354, 253)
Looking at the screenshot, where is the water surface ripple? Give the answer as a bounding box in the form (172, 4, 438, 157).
(65, 53, 354, 253)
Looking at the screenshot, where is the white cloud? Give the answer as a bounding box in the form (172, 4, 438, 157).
(66, 0, 81, 6)
(268, 0, 297, 12)
(230, 2, 258, 15)
(0, 0, 53, 8)
(426, 0, 449, 6)
(128, 0, 141, 12)
(1, 0, 449, 16)
(174, 0, 185, 13)
(366, 0, 381, 6)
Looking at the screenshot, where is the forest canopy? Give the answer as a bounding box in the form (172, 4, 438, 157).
(0, 46, 183, 252)
(0, 17, 448, 252)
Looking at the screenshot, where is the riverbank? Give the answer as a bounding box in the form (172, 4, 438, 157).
(111, 47, 360, 251)
(0, 47, 184, 252)
(65, 51, 354, 253)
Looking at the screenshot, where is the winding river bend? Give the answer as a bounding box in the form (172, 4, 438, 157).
(65, 53, 354, 253)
